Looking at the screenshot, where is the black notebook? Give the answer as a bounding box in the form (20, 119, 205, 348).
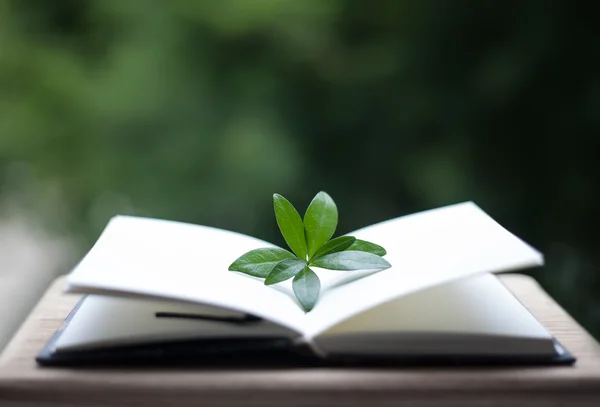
(36, 202, 576, 367)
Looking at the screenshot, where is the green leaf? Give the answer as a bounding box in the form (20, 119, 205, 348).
(346, 239, 387, 256)
(304, 191, 338, 258)
(273, 193, 307, 260)
(293, 267, 321, 312)
(264, 258, 308, 285)
(310, 250, 391, 271)
(311, 236, 356, 260)
(228, 248, 295, 277)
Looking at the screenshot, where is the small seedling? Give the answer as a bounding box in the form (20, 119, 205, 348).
(229, 191, 390, 312)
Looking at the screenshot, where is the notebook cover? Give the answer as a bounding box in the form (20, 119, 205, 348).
(35, 297, 576, 368)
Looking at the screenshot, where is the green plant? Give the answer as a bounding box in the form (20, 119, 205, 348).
(228, 191, 391, 312)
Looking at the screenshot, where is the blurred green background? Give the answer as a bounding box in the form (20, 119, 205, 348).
(1, 1, 599, 338)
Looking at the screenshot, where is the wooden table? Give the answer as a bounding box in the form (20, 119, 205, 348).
(1, 274, 599, 406)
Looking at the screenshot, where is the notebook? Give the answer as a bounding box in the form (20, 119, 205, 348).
(36, 202, 575, 366)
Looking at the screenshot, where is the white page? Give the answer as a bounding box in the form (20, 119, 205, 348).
(317, 273, 551, 339)
(55, 295, 298, 352)
(301, 202, 543, 337)
(65, 218, 308, 333)
(66, 202, 542, 336)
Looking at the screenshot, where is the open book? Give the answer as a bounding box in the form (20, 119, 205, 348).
(36, 202, 575, 366)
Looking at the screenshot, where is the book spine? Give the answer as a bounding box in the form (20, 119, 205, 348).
(293, 336, 327, 359)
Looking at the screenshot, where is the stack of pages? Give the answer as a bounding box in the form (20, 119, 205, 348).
(36, 202, 575, 366)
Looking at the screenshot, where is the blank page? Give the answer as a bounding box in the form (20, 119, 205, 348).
(66, 202, 543, 336)
(318, 273, 551, 338)
(302, 202, 543, 337)
(55, 296, 297, 352)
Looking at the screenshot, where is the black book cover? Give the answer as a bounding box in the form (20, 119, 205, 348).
(36, 297, 576, 368)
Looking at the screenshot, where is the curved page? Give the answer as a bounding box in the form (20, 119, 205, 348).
(66, 202, 543, 336)
(65, 217, 307, 333)
(302, 202, 543, 337)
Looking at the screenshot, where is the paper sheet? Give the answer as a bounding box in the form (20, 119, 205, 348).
(65, 202, 543, 336)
